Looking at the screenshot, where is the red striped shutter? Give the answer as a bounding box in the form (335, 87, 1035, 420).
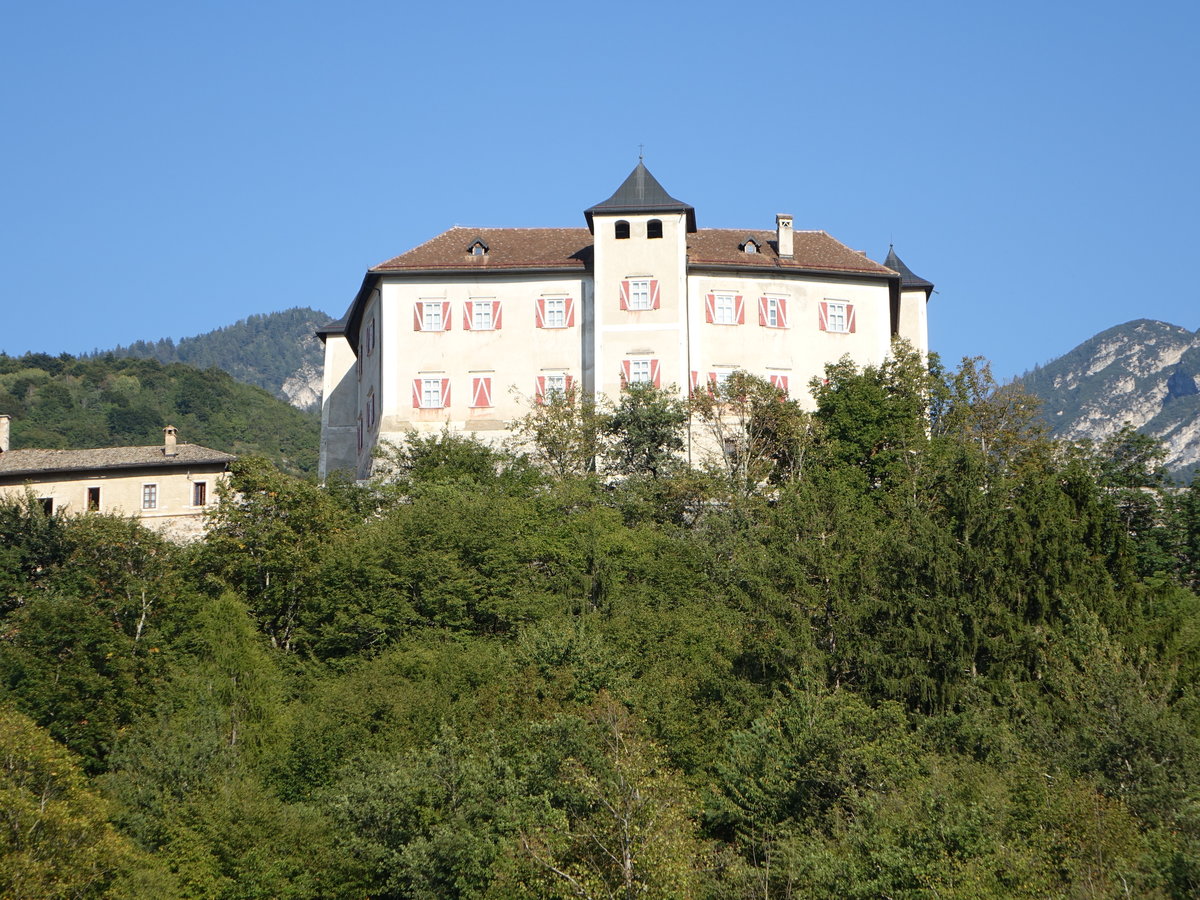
(441, 302, 451, 331)
(650, 360, 661, 388)
(565, 297, 575, 327)
(493, 300, 503, 329)
(734, 295, 745, 325)
(535, 297, 546, 328)
(779, 298, 789, 328)
(621, 359, 632, 383)
(412, 379, 422, 408)
(705, 293, 716, 324)
(472, 377, 492, 408)
(689, 371, 699, 392)
(413, 303, 424, 332)
(441, 378, 451, 406)
(462, 303, 472, 331)
(770, 374, 789, 394)
(650, 280, 661, 309)
(758, 297, 768, 327)
(708, 372, 718, 389)
(619, 281, 630, 311)
(818, 301, 829, 332)
(535, 375, 547, 403)
(847, 304, 857, 333)
(565, 374, 575, 393)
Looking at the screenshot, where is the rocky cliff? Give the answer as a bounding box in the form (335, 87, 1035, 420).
(1017, 319, 1200, 480)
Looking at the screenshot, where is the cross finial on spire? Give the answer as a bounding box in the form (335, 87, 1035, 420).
(638, 144, 644, 162)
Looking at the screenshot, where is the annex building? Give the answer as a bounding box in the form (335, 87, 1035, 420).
(0, 419, 233, 541)
(318, 163, 934, 479)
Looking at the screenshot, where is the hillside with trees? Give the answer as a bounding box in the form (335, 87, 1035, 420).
(85, 307, 331, 411)
(0, 353, 319, 474)
(2, 344, 1199, 898)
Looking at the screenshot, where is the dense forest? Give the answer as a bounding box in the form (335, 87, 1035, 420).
(82, 307, 330, 403)
(0, 353, 319, 474)
(3, 345, 1199, 898)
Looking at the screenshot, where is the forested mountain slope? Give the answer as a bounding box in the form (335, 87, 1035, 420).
(0, 353, 319, 474)
(1017, 319, 1200, 480)
(86, 307, 330, 412)
(2, 351, 1198, 898)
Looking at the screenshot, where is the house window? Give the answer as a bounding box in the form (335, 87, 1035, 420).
(705, 292, 744, 325)
(820, 301, 855, 334)
(742, 239, 759, 253)
(545, 297, 565, 328)
(615, 220, 630, 239)
(647, 219, 663, 239)
(142, 484, 158, 510)
(357, 416, 364, 452)
(38, 497, 53, 516)
(467, 239, 488, 256)
(471, 376, 493, 408)
(759, 296, 788, 328)
(366, 391, 376, 429)
(412, 377, 450, 409)
(472, 301, 493, 330)
(628, 359, 651, 383)
(422, 379, 442, 409)
(422, 301, 443, 331)
(545, 373, 566, 395)
(87, 487, 100, 511)
(629, 280, 651, 310)
(365, 317, 376, 355)
(193, 481, 207, 507)
(715, 294, 736, 325)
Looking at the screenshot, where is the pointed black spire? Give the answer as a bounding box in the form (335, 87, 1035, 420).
(584, 162, 696, 233)
(884, 245, 934, 294)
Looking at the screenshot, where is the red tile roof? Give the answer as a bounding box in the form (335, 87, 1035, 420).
(371, 226, 894, 278)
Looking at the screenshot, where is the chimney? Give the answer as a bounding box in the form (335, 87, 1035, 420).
(0, 415, 9, 453)
(776, 214, 793, 258)
(163, 425, 178, 457)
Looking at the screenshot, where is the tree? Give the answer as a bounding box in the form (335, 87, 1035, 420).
(689, 371, 814, 492)
(604, 381, 687, 478)
(510, 384, 609, 479)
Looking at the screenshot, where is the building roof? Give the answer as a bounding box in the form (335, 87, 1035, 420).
(363, 226, 893, 278)
(584, 162, 697, 232)
(0, 443, 235, 479)
(689, 230, 895, 276)
(373, 227, 593, 273)
(883, 245, 934, 293)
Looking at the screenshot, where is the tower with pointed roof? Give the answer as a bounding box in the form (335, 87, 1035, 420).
(318, 162, 933, 478)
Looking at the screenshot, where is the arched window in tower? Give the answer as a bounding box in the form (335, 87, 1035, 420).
(615, 220, 630, 240)
(647, 219, 663, 239)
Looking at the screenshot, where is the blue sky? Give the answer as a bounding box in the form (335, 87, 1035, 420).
(2, 0, 1197, 380)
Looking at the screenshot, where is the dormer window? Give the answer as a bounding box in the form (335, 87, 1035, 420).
(647, 219, 663, 239)
(615, 220, 630, 240)
(741, 238, 760, 254)
(467, 238, 489, 256)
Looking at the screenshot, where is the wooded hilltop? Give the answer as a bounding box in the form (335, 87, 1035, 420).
(2, 345, 1199, 898)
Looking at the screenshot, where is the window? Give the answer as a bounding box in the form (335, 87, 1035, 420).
(647, 219, 663, 239)
(365, 317, 376, 355)
(414, 300, 451, 332)
(704, 292, 744, 325)
(536, 296, 574, 328)
(366, 391, 376, 429)
(615, 220, 630, 239)
(357, 416, 364, 452)
(715, 294, 736, 324)
(622, 358, 660, 386)
(467, 239, 488, 256)
(193, 481, 207, 507)
(769, 374, 790, 395)
(629, 280, 651, 310)
(759, 296, 788, 328)
(536, 373, 572, 403)
(142, 484, 158, 510)
(819, 300, 855, 333)
(38, 497, 53, 516)
(412, 377, 450, 409)
(473, 301, 493, 330)
(741, 238, 759, 253)
(87, 487, 100, 511)
(471, 376, 493, 408)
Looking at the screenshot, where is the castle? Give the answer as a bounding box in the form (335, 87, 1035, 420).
(318, 162, 933, 478)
